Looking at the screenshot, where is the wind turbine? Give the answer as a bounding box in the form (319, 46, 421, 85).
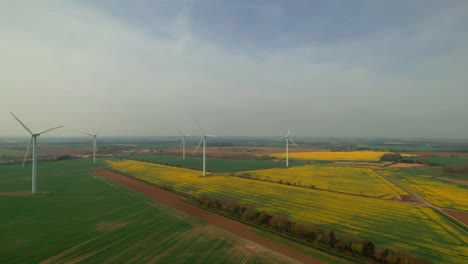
(81, 129, 102, 164)
(192, 119, 216, 177)
(274, 129, 299, 168)
(10, 112, 64, 194)
(177, 129, 189, 160)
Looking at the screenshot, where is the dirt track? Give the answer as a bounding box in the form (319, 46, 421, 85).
(375, 169, 468, 232)
(93, 168, 329, 264)
(443, 209, 468, 226)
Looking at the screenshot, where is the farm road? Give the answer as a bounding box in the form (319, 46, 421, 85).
(94, 168, 335, 264)
(375, 169, 468, 235)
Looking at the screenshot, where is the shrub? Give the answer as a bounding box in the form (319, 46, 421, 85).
(380, 153, 402, 162)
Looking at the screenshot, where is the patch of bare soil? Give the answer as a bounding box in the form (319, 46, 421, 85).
(389, 163, 426, 168)
(334, 161, 390, 166)
(393, 195, 427, 205)
(438, 177, 468, 186)
(442, 209, 468, 226)
(93, 168, 327, 264)
(0, 191, 30, 196)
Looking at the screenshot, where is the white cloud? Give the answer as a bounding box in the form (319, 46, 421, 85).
(0, 1, 467, 138)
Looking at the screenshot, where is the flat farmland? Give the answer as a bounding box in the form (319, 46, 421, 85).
(0, 159, 298, 263)
(382, 167, 468, 211)
(426, 156, 468, 165)
(124, 154, 307, 173)
(270, 151, 415, 161)
(158, 146, 331, 158)
(108, 160, 468, 263)
(237, 165, 408, 198)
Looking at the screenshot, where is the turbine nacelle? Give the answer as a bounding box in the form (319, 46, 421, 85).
(177, 128, 190, 160)
(10, 112, 64, 194)
(177, 128, 190, 138)
(81, 128, 101, 163)
(274, 128, 300, 168)
(192, 119, 217, 177)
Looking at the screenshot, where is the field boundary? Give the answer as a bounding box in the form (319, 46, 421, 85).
(234, 170, 405, 200)
(93, 168, 340, 264)
(375, 169, 468, 234)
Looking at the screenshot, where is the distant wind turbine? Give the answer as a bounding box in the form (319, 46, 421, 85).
(81, 129, 102, 164)
(192, 119, 216, 177)
(274, 129, 300, 168)
(10, 112, 64, 194)
(177, 128, 189, 160)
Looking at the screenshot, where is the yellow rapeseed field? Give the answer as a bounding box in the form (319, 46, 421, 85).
(107, 160, 466, 263)
(237, 165, 407, 198)
(383, 169, 468, 211)
(270, 151, 415, 161)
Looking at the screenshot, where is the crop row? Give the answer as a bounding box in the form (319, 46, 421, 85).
(237, 165, 407, 198)
(107, 160, 467, 263)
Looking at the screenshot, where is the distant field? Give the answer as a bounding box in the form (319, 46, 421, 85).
(270, 151, 415, 161)
(123, 154, 307, 173)
(237, 165, 407, 198)
(0, 159, 295, 263)
(108, 160, 467, 263)
(365, 144, 441, 152)
(383, 168, 468, 211)
(429, 156, 468, 165)
(379, 155, 468, 166)
(0, 148, 25, 158)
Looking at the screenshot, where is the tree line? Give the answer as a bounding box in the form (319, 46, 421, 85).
(193, 195, 430, 264)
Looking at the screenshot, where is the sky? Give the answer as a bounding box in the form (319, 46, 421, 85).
(1, 0, 468, 138)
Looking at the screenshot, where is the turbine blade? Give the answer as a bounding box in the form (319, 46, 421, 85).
(36, 125, 64, 135)
(10, 112, 33, 135)
(81, 131, 93, 136)
(192, 137, 204, 156)
(22, 136, 33, 167)
(205, 134, 217, 137)
(176, 128, 184, 136)
(289, 138, 300, 149)
(194, 118, 206, 135)
(96, 128, 103, 136)
(286, 129, 291, 137)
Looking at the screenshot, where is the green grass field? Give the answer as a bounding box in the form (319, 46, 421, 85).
(109, 160, 468, 263)
(0, 159, 298, 263)
(123, 154, 307, 173)
(365, 144, 441, 152)
(427, 156, 468, 165)
(403, 156, 468, 166)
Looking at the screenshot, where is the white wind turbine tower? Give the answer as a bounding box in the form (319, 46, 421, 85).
(177, 128, 189, 160)
(81, 129, 102, 164)
(274, 129, 300, 168)
(10, 112, 64, 194)
(192, 119, 216, 177)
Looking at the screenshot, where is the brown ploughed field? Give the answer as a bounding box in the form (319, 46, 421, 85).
(93, 168, 332, 264)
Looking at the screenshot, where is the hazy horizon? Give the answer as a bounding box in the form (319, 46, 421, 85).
(2, 1, 468, 139)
